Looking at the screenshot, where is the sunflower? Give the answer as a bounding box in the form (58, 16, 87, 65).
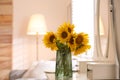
(63, 22, 75, 33)
(43, 22, 91, 55)
(75, 32, 89, 47)
(67, 33, 76, 52)
(74, 45, 91, 55)
(43, 32, 58, 50)
(57, 24, 70, 44)
(80, 32, 89, 44)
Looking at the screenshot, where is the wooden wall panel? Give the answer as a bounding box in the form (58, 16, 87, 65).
(0, 0, 12, 79)
(0, 44, 12, 56)
(0, 15, 12, 24)
(0, 2, 12, 5)
(0, 25, 12, 34)
(0, 0, 12, 2)
(0, 59, 11, 70)
(0, 35, 12, 43)
(0, 0, 12, 4)
(0, 5, 12, 14)
(0, 70, 10, 80)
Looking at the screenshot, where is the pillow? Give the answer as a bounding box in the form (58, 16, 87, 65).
(22, 61, 47, 80)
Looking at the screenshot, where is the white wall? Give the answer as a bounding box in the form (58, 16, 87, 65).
(13, 0, 69, 69)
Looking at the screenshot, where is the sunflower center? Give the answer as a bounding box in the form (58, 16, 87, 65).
(69, 36, 74, 44)
(68, 27, 71, 33)
(76, 35, 83, 44)
(50, 35, 55, 43)
(61, 31, 68, 38)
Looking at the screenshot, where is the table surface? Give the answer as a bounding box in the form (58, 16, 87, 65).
(46, 72, 89, 80)
(16, 72, 89, 80)
(15, 60, 119, 80)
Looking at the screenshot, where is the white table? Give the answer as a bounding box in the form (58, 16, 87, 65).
(16, 59, 116, 80)
(46, 72, 88, 80)
(16, 72, 88, 80)
(16, 60, 89, 80)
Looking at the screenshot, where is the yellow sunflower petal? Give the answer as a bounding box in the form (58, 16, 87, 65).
(75, 32, 90, 47)
(74, 45, 91, 55)
(43, 32, 57, 51)
(57, 23, 70, 44)
(64, 22, 75, 33)
(67, 33, 76, 52)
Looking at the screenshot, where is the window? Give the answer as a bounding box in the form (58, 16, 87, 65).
(72, 0, 94, 57)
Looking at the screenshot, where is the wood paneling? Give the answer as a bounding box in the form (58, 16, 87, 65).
(0, 70, 10, 80)
(0, 15, 12, 24)
(0, 5, 12, 14)
(0, 35, 12, 43)
(0, 0, 12, 3)
(0, 44, 12, 56)
(0, 59, 11, 70)
(0, 2, 12, 5)
(0, 25, 12, 34)
(0, 0, 12, 80)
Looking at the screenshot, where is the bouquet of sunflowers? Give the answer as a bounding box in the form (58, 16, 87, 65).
(43, 22, 91, 55)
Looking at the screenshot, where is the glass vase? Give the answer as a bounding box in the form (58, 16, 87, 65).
(55, 46, 72, 80)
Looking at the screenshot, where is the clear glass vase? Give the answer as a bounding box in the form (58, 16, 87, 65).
(55, 46, 72, 80)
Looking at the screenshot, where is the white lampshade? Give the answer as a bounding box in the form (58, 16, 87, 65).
(27, 14, 47, 35)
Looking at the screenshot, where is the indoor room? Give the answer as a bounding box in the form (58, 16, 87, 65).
(0, 0, 120, 80)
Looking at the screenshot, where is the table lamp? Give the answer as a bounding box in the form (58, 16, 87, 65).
(27, 14, 47, 61)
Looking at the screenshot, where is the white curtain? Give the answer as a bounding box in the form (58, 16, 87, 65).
(72, 0, 94, 57)
(95, 0, 119, 78)
(112, 0, 120, 78)
(94, 0, 103, 58)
